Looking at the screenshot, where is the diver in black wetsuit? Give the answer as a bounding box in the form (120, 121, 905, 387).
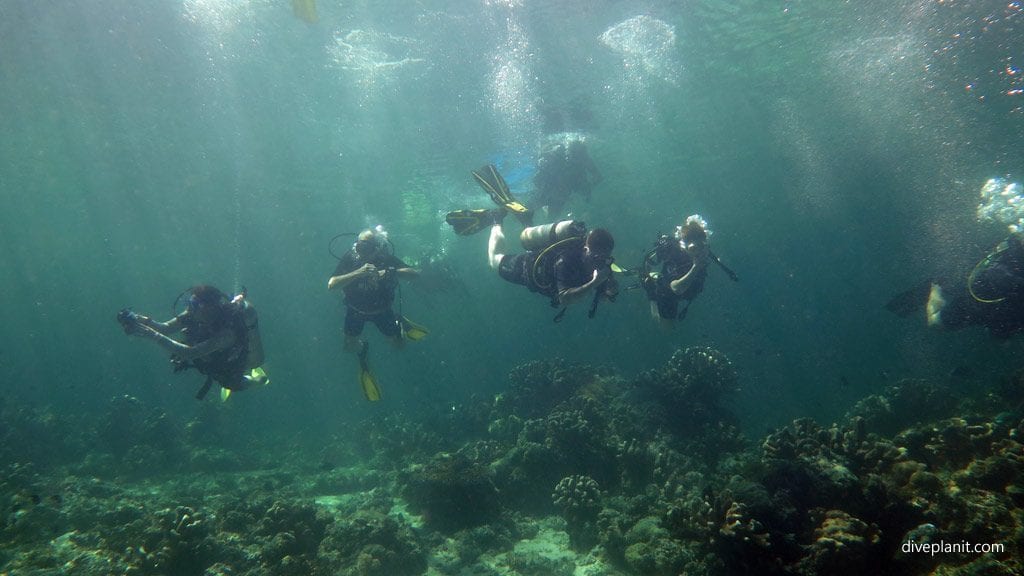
(118, 285, 267, 400)
(488, 218, 618, 321)
(641, 215, 737, 328)
(888, 230, 1024, 336)
(327, 228, 424, 402)
(922, 233, 1024, 338)
(327, 228, 420, 351)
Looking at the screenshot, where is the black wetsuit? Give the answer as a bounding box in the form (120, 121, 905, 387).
(498, 239, 616, 306)
(941, 236, 1024, 338)
(644, 243, 707, 320)
(334, 250, 407, 337)
(180, 307, 250, 390)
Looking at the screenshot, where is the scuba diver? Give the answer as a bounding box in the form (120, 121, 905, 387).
(327, 227, 425, 401)
(117, 285, 268, 401)
(491, 218, 618, 321)
(532, 134, 602, 218)
(447, 165, 617, 320)
(639, 215, 738, 327)
(888, 232, 1024, 338)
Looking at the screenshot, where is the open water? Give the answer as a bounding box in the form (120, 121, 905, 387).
(1, 0, 1022, 474)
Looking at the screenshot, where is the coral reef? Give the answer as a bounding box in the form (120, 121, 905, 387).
(500, 359, 613, 420)
(846, 378, 960, 437)
(795, 509, 880, 575)
(317, 510, 426, 576)
(401, 452, 500, 532)
(4, 346, 1024, 575)
(632, 347, 745, 458)
(553, 475, 602, 549)
(95, 395, 187, 477)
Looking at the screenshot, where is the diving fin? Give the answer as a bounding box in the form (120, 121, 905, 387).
(247, 367, 270, 387)
(472, 164, 530, 215)
(240, 364, 270, 387)
(401, 317, 429, 341)
(358, 341, 382, 402)
(446, 208, 505, 236)
(220, 367, 270, 401)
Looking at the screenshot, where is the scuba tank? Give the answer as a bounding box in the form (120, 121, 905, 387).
(234, 297, 265, 368)
(520, 220, 586, 251)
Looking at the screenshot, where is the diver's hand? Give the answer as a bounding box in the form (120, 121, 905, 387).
(118, 309, 142, 335)
(133, 314, 154, 329)
(591, 267, 611, 286)
(359, 263, 377, 277)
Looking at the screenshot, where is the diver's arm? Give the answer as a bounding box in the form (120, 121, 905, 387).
(394, 267, 419, 279)
(670, 245, 709, 296)
(328, 264, 375, 290)
(669, 261, 708, 296)
(385, 255, 418, 280)
(135, 314, 182, 335)
(558, 268, 610, 307)
(132, 325, 235, 361)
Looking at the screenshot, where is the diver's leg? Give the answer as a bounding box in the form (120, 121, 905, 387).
(651, 299, 675, 330)
(229, 374, 251, 391)
(343, 308, 366, 352)
(344, 334, 362, 352)
(488, 224, 506, 270)
(374, 310, 406, 350)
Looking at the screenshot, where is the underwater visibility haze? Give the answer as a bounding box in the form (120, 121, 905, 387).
(2, 0, 1024, 574)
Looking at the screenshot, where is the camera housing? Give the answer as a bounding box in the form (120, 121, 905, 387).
(117, 308, 138, 332)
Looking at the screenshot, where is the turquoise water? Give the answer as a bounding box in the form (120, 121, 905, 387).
(1, 0, 1022, 440)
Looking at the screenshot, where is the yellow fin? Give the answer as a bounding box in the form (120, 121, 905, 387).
(249, 367, 270, 387)
(358, 343, 382, 401)
(402, 317, 429, 341)
(220, 387, 232, 402)
(360, 367, 381, 401)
